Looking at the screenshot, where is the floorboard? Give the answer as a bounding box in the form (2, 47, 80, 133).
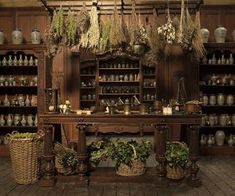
(0, 156, 235, 196)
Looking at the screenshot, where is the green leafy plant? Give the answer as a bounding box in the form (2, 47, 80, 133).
(165, 141, 189, 168)
(108, 139, 152, 168)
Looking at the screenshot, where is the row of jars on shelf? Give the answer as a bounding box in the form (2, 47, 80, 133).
(0, 75, 37, 87)
(201, 93, 234, 106)
(99, 63, 139, 69)
(200, 26, 235, 43)
(201, 53, 234, 65)
(0, 28, 41, 44)
(200, 74, 235, 86)
(81, 79, 95, 87)
(202, 114, 235, 127)
(0, 113, 37, 127)
(99, 74, 140, 82)
(100, 86, 139, 94)
(200, 132, 235, 147)
(143, 80, 156, 88)
(0, 55, 38, 66)
(143, 94, 156, 101)
(81, 94, 96, 101)
(143, 69, 155, 75)
(81, 67, 95, 75)
(0, 94, 37, 107)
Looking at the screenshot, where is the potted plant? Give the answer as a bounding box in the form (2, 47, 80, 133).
(108, 139, 152, 176)
(165, 141, 189, 180)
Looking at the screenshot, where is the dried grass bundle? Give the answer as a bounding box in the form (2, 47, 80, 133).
(192, 11, 206, 61)
(178, 0, 185, 44)
(109, 1, 126, 48)
(99, 19, 111, 52)
(87, 5, 100, 51)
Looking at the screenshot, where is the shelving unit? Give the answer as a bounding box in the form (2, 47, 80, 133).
(199, 42, 235, 156)
(0, 44, 46, 156)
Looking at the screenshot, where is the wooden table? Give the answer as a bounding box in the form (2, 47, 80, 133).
(39, 113, 202, 188)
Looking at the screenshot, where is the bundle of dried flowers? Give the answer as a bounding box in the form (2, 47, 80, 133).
(129, 3, 139, 46)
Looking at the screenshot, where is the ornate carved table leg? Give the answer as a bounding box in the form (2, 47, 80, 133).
(40, 125, 56, 187)
(76, 124, 88, 187)
(187, 125, 202, 187)
(154, 125, 169, 187)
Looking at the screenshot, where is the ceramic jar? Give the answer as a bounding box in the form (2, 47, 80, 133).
(217, 93, 225, 106)
(209, 94, 216, 105)
(215, 130, 225, 146)
(12, 29, 23, 44)
(13, 114, 21, 126)
(214, 25, 227, 43)
(200, 28, 210, 43)
(200, 134, 207, 146)
(228, 134, 234, 147)
(0, 114, 5, 126)
(31, 28, 41, 44)
(0, 30, 4, 44)
(226, 94, 234, 105)
(202, 95, 208, 105)
(232, 114, 235, 126)
(232, 30, 235, 42)
(7, 114, 13, 126)
(219, 114, 227, 127)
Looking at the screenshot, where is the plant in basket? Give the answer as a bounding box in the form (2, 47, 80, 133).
(108, 139, 152, 176)
(87, 137, 111, 170)
(54, 142, 78, 176)
(165, 141, 189, 180)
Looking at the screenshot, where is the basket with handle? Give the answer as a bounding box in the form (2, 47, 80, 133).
(8, 131, 44, 184)
(116, 144, 145, 176)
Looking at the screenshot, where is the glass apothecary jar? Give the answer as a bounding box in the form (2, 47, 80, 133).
(45, 88, 58, 113)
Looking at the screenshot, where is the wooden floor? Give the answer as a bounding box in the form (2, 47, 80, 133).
(0, 156, 235, 196)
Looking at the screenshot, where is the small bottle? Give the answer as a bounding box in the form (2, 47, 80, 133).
(18, 54, 23, 66)
(13, 55, 18, 66)
(229, 53, 234, 64)
(29, 56, 34, 66)
(24, 55, 28, 66)
(8, 55, 13, 66)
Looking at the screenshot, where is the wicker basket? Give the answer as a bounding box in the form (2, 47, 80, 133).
(116, 144, 145, 176)
(8, 132, 43, 184)
(166, 165, 184, 180)
(55, 157, 75, 176)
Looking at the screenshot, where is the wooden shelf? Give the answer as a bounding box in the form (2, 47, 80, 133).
(99, 68, 139, 70)
(99, 93, 139, 96)
(80, 74, 96, 77)
(200, 64, 235, 66)
(80, 87, 95, 89)
(80, 100, 96, 102)
(202, 105, 235, 108)
(143, 87, 156, 89)
(200, 145, 235, 156)
(0, 126, 37, 129)
(0, 44, 46, 50)
(204, 42, 235, 49)
(99, 81, 139, 83)
(199, 85, 235, 88)
(201, 126, 235, 129)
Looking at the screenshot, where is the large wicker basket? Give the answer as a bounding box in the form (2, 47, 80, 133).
(8, 132, 43, 184)
(166, 165, 184, 180)
(116, 144, 145, 176)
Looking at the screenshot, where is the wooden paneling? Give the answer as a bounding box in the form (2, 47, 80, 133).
(0, 11, 14, 43)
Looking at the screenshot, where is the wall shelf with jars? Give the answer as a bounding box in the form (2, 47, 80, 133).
(79, 53, 157, 112)
(199, 43, 235, 155)
(0, 45, 46, 156)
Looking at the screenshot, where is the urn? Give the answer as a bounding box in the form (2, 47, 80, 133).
(200, 28, 210, 43)
(31, 28, 41, 44)
(12, 29, 23, 44)
(214, 26, 227, 43)
(215, 130, 225, 146)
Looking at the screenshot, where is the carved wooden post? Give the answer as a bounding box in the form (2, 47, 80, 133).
(187, 125, 201, 187)
(155, 125, 168, 187)
(76, 124, 88, 186)
(40, 125, 56, 187)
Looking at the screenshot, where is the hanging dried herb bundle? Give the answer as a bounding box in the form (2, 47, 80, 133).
(51, 5, 65, 42)
(66, 10, 78, 46)
(181, 7, 195, 51)
(142, 9, 161, 67)
(99, 19, 111, 52)
(77, 4, 90, 33)
(192, 11, 206, 61)
(129, 3, 139, 46)
(87, 4, 100, 51)
(46, 6, 65, 57)
(177, 0, 185, 44)
(109, 1, 126, 48)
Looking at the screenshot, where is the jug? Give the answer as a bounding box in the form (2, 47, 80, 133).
(14, 114, 21, 126)
(27, 114, 34, 126)
(7, 114, 13, 126)
(0, 114, 5, 126)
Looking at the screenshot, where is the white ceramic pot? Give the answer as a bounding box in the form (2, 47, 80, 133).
(200, 28, 210, 43)
(12, 29, 23, 44)
(0, 30, 4, 44)
(31, 29, 41, 44)
(214, 26, 227, 43)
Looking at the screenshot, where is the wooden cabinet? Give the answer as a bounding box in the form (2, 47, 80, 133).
(199, 43, 235, 155)
(79, 53, 157, 111)
(0, 44, 47, 155)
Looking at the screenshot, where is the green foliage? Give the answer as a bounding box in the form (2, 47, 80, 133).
(66, 10, 78, 46)
(165, 142, 189, 168)
(8, 132, 36, 139)
(108, 139, 152, 168)
(51, 6, 64, 42)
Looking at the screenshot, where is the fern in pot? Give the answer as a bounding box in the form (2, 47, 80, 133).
(108, 139, 152, 176)
(165, 141, 189, 180)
